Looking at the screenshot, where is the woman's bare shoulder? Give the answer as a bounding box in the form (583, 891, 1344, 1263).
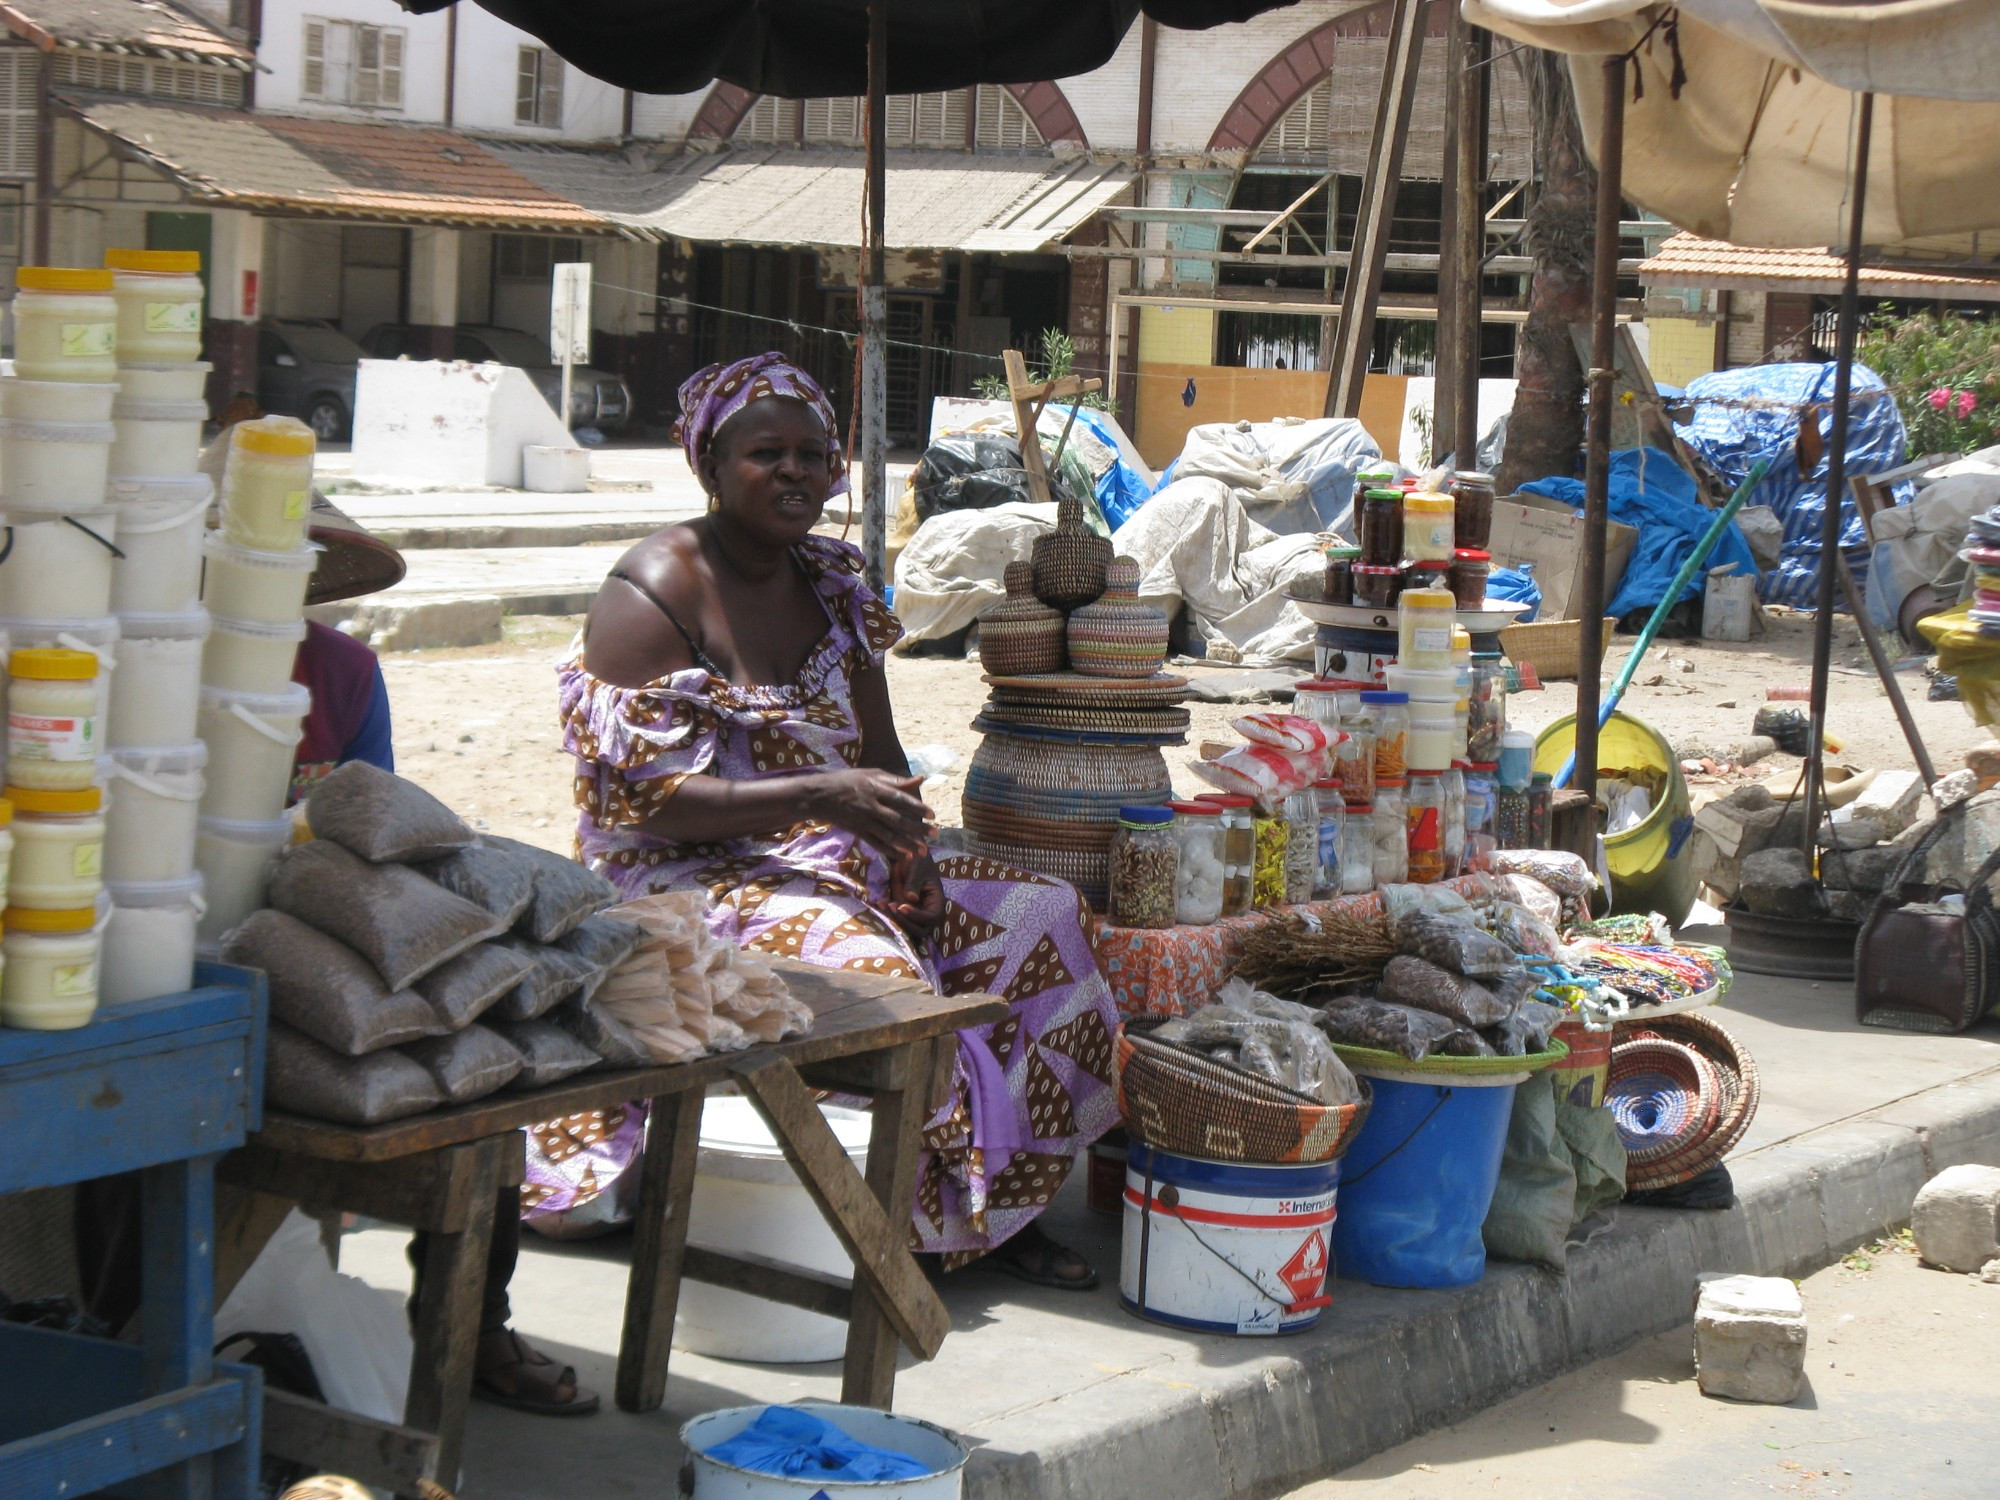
(584, 522, 710, 685)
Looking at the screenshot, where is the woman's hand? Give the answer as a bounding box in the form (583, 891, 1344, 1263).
(807, 768, 934, 858)
(885, 850, 946, 939)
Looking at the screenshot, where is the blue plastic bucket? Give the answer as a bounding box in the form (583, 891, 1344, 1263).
(1119, 1142, 1341, 1335)
(1332, 1067, 1524, 1289)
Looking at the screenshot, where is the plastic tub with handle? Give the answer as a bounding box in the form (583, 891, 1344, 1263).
(0, 508, 121, 620)
(202, 615, 308, 696)
(0, 379, 116, 423)
(0, 416, 115, 512)
(200, 533, 319, 625)
(197, 682, 309, 823)
(116, 361, 211, 405)
(1532, 709, 1696, 926)
(108, 609, 208, 748)
(102, 872, 203, 1005)
(194, 813, 293, 944)
(680, 1405, 969, 1500)
(109, 395, 207, 478)
(104, 742, 205, 883)
(108, 475, 213, 614)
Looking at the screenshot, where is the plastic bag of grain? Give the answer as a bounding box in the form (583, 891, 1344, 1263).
(305, 762, 477, 863)
(267, 841, 505, 990)
(223, 910, 440, 1056)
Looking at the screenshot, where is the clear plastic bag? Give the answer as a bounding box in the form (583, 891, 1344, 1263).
(1313, 995, 1475, 1061)
(1486, 999, 1567, 1056)
(1378, 883, 1478, 924)
(266, 841, 505, 991)
(1500, 873, 1564, 927)
(481, 834, 618, 942)
(1378, 954, 1513, 1027)
(1486, 901, 1562, 959)
(401, 1023, 524, 1104)
(1490, 849, 1597, 901)
(490, 1018, 602, 1089)
(222, 909, 443, 1056)
(1393, 912, 1517, 976)
(418, 838, 537, 926)
(266, 1022, 444, 1125)
(1154, 978, 1361, 1105)
(416, 942, 536, 1031)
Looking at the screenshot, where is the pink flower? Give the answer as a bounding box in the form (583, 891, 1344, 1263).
(1954, 390, 1978, 419)
(1928, 387, 1954, 410)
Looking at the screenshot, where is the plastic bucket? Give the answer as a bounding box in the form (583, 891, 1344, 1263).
(0, 508, 121, 620)
(194, 813, 292, 943)
(0, 416, 114, 512)
(1532, 710, 1696, 925)
(108, 475, 213, 614)
(1332, 1066, 1524, 1288)
(108, 397, 206, 478)
(202, 615, 308, 696)
(109, 609, 209, 748)
(1549, 1019, 1612, 1108)
(116, 361, 211, 404)
(680, 1405, 968, 1500)
(103, 872, 203, 1005)
(675, 1095, 871, 1364)
(0, 379, 117, 423)
(104, 742, 206, 883)
(1119, 1141, 1340, 1335)
(197, 682, 309, 823)
(200, 533, 319, 625)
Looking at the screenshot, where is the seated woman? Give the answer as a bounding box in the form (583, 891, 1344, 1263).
(556, 353, 1117, 1285)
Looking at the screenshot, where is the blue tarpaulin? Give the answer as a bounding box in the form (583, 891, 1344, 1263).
(704, 1407, 933, 1482)
(1519, 447, 1759, 621)
(1488, 565, 1543, 623)
(1671, 362, 1911, 609)
(1071, 406, 1158, 532)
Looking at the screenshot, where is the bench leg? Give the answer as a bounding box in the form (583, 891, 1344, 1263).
(139, 1153, 219, 1500)
(617, 1090, 705, 1413)
(842, 1036, 935, 1409)
(404, 1134, 508, 1494)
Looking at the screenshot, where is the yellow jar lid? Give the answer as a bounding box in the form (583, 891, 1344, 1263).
(105, 249, 202, 274)
(1400, 589, 1456, 609)
(0, 799, 14, 828)
(5, 785, 102, 814)
(10, 647, 97, 681)
(1404, 492, 1455, 511)
(17, 266, 113, 293)
(6, 906, 97, 933)
(233, 417, 317, 457)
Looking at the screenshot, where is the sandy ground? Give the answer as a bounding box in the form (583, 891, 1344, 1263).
(382, 608, 1991, 854)
(1292, 1239, 1999, 1498)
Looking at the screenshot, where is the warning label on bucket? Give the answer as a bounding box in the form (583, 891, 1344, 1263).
(1278, 1230, 1329, 1305)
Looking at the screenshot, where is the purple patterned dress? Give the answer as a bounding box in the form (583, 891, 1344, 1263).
(549, 535, 1118, 1259)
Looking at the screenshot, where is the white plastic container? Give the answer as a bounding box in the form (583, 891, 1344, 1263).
(109, 396, 206, 478)
(117, 361, 211, 405)
(1407, 715, 1456, 774)
(108, 474, 213, 614)
(110, 609, 208, 748)
(103, 873, 204, 1005)
(0, 416, 115, 512)
(104, 743, 204, 884)
(1383, 663, 1459, 707)
(680, 1406, 968, 1500)
(0, 617, 118, 735)
(0, 379, 117, 424)
(8, 783, 105, 909)
(523, 444, 590, 493)
(0, 508, 121, 620)
(197, 682, 309, 823)
(105, 249, 205, 364)
(200, 534, 319, 626)
(11, 267, 117, 383)
(1, 907, 101, 1030)
(220, 417, 316, 552)
(194, 813, 292, 943)
(674, 1096, 872, 1364)
(8, 648, 101, 790)
(203, 614, 307, 696)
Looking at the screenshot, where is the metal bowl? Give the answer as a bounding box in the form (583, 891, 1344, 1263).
(1285, 593, 1530, 633)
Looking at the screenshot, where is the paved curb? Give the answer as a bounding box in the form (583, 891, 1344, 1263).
(962, 1066, 2000, 1500)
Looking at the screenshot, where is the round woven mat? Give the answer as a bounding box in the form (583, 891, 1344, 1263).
(1608, 1037, 1722, 1168)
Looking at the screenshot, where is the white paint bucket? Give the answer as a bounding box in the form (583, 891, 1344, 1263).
(104, 742, 206, 883)
(108, 474, 213, 614)
(0, 508, 121, 620)
(194, 813, 292, 944)
(197, 682, 309, 824)
(1119, 1142, 1341, 1336)
(675, 1095, 872, 1364)
(200, 533, 319, 626)
(109, 396, 207, 479)
(0, 416, 115, 512)
(202, 614, 307, 696)
(116, 362, 211, 405)
(679, 1405, 968, 1500)
(0, 379, 117, 423)
(109, 609, 208, 749)
(103, 872, 203, 1004)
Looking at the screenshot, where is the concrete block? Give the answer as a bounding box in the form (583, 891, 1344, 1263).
(1932, 769, 1979, 811)
(307, 594, 505, 652)
(1818, 842, 1904, 894)
(1966, 745, 2000, 789)
(1848, 769, 1925, 840)
(1822, 811, 1886, 850)
(1738, 846, 1822, 918)
(1911, 1163, 2000, 1272)
(1694, 1273, 1807, 1403)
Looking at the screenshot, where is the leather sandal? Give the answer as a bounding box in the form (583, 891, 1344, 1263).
(472, 1329, 600, 1416)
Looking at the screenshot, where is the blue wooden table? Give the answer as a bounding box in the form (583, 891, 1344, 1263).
(0, 965, 267, 1500)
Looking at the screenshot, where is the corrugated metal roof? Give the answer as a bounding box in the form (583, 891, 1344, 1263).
(69, 96, 617, 231)
(483, 142, 1134, 252)
(2, 0, 252, 63)
(1641, 231, 2000, 303)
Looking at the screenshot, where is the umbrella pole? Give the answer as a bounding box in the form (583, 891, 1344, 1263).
(1575, 52, 1626, 805)
(860, 0, 889, 594)
(1800, 91, 1875, 859)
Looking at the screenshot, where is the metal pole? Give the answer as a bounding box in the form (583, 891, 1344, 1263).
(1802, 91, 1874, 859)
(1834, 549, 1937, 787)
(1451, 25, 1491, 467)
(861, 0, 889, 594)
(1575, 54, 1626, 805)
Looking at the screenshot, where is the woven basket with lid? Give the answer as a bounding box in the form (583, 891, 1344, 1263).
(1031, 492, 1113, 611)
(977, 561, 1067, 676)
(1067, 556, 1169, 678)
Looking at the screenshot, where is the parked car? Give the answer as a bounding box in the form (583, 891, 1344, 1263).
(257, 318, 362, 441)
(360, 322, 632, 432)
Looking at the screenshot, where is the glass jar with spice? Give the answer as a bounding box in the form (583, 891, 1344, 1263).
(1372, 781, 1408, 886)
(1463, 762, 1497, 869)
(1441, 764, 1466, 879)
(1449, 548, 1491, 609)
(1404, 769, 1445, 884)
(1495, 783, 1531, 849)
(1358, 487, 1404, 568)
(1336, 716, 1376, 806)
(1362, 689, 1408, 785)
(1467, 653, 1507, 764)
(1199, 793, 1255, 917)
(1527, 772, 1555, 850)
(1168, 801, 1225, 925)
(1108, 806, 1178, 929)
(1448, 470, 1496, 550)
(1312, 778, 1345, 898)
(1251, 804, 1289, 908)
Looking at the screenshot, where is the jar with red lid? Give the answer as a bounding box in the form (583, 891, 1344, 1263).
(1449, 547, 1492, 609)
(1353, 563, 1402, 609)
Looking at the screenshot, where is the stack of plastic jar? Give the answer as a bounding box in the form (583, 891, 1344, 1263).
(1372, 782, 1408, 885)
(1168, 801, 1225, 925)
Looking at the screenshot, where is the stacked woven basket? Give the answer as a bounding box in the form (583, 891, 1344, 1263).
(964, 532, 1187, 909)
(1606, 1011, 1760, 1192)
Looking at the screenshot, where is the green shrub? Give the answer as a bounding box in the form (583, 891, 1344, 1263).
(1857, 305, 2000, 457)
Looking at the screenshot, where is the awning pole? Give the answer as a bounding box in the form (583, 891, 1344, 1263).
(1575, 52, 1626, 805)
(1449, 23, 1491, 467)
(1802, 91, 1876, 859)
(861, 0, 889, 594)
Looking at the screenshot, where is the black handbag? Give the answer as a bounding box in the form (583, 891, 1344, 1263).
(1854, 798, 2000, 1033)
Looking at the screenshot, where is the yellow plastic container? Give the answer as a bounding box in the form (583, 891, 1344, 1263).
(1, 904, 100, 1031)
(220, 416, 317, 551)
(1532, 710, 1696, 926)
(104, 249, 204, 363)
(1402, 491, 1456, 563)
(12, 267, 117, 381)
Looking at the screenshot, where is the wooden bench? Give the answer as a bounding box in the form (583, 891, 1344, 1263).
(223, 961, 1005, 1497)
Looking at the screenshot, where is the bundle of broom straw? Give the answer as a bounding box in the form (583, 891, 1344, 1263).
(1231, 906, 1397, 997)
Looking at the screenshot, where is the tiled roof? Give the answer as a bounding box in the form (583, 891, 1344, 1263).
(1641, 231, 2000, 303)
(1, 1, 252, 63)
(69, 96, 619, 230)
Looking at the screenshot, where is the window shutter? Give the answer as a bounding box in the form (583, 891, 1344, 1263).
(515, 47, 538, 124)
(353, 26, 380, 107)
(302, 19, 327, 98)
(537, 52, 563, 127)
(0, 52, 37, 178)
(884, 94, 913, 146)
(942, 87, 970, 147)
(380, 30, 404, 108)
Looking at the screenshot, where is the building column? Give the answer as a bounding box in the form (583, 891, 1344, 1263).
(206, 210, 266, 413)
(408, 226, 461, 358)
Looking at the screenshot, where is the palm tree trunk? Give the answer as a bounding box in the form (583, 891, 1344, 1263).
(1497, 50, 1597, 494)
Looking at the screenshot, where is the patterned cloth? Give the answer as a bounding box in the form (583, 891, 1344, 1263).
(673, 352, 849, 498)
(546, 533, 1118, 1258)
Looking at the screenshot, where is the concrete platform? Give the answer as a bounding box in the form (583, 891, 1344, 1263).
(331, 968, 2000, 1500)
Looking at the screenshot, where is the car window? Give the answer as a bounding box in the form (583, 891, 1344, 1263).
(259, 330, 283, 363)
(467, 327, 553, 367)
(276, 322, 363, 364)
(452, 332, 494, 361)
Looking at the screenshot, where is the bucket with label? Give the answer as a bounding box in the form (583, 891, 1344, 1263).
(197, 683, 309, 823)
(1119, 1141, 1340, 1335)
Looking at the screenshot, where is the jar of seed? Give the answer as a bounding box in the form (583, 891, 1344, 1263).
(1108, 805, 1178, 929)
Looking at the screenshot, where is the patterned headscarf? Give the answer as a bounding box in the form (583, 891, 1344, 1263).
(673, 352, 848, 497)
